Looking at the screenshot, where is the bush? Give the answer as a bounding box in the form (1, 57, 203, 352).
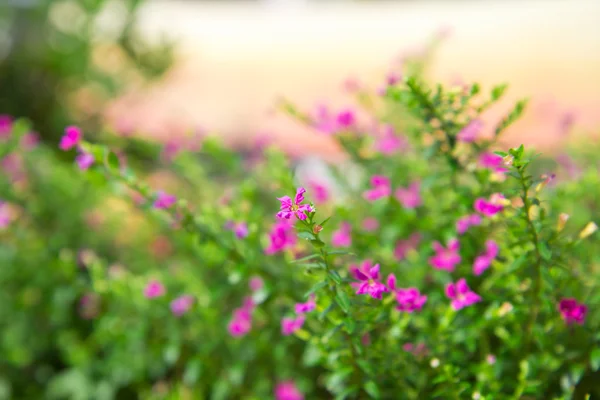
(1, 72, 599, 399)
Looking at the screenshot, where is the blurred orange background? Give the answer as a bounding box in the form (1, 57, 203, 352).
(108, 0, 600, 158)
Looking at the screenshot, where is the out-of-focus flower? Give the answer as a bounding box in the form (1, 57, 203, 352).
(445, 278, 481, 310)
(578, 222, 597, 239)
(265, 220, 297, 255)
(349, 260, 388, 299)
(276, 187, 313, 221)
(478, 152, 507, 175)
(535, 173, 556, 192)
(332, 222, 352, 247)
(558, 298, 587, 325)
(225, 221, 249, 239)
(59, 126, 82, 150)
(228, 297, 255, 337)
(363, 175, 391, 202)
(457, 119, 483, 143)
(79, 293, 100, 320)
(557, 213, 569, 232)
(0, 115, 13, 138)
(153, 191, 177, 209)
(249, 276, 264, 292)
(309, 181, 329, 203)
(395, 181, 422, 209)
(275, 381, 304, 400)
(144, 280, 165, 298)
(21, 132, 40, 150)
(170, 295, 194, 317)
(76, 152, 94, 170)
(295, 294, 316, 314)
(281, 315, 305, 336)
(394, 233, 421, 261)
(474, 194, 505, 217)
(0, 201, 12, 229)
(456, 214, 482, 235)
(395, 287, 427, 313)
(429, 239, 461, 272)
(375, 125, 406, 155)
(473, 240, 499, 276)
(362, 217, 379, 232)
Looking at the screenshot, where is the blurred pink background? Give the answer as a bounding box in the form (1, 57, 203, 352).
(107, 0, 600, 157)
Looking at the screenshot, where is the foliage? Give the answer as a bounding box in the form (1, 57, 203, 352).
(1, 71, 599, 399)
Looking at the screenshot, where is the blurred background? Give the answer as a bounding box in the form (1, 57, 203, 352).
(1, 0, 599, 153)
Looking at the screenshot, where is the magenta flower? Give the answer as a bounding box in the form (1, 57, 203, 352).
(228, 297, 255, 337)
(457, 119, 483, 143)
(59, 125, 82, 150)
(362, 217, 379, 232)
(394, 233, 421, 261)
(312, 105, 356, 134)
(395, 288, 428, 313)
(0, 201, 11, 229)
(473, 240, 499, 276)
(474, 194, 505, 217)
(336, 109, 356, 128)
(153, 191, 177, 209)
(144, 280, 165, 298)
(332, 222, 352, 247)
(249, 276, 264, 292)
(275, 381, 304, 400)
(0, 115, 13, 138)
(456, 214, 482, 235)
(170, 295, 194, 316)
(375, 125, 406, 155)
(265, 220, 297, 255)
(295, 294, 316, 314)
(445, 278, 481, 310)
(233, 222, 249, 239)
(309, 181, 330, 203)
(558, 298, 587, 325)
(363, 175, 392, 202)
(281, 315, 305, 335)
(276, 187, 313, 221)
(429, 239, 461, 272)
(349, 260, 389, 299)
(395, 181, 422, 209)
(478, 152, 507, 173)
(76, 152, 94, 170)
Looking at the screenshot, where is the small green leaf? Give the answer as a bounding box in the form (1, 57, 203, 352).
(335, 288, 351, 314)
(319, 216, 332, 227)
(291, 254, 320, 264)
(344, 318, 356, 334)
(104, 148, 120, 171)
(319, 303, 335, 321)
(591, 348, 600, 371)
(328, 270, 342, 285)
(305, 281, 328, 298)
(539, 242, 552, 261)
(297, 231, 316, 241)
(326, 250, 354, 256)
(491, 83, 508, 101)
(311, 239, 325, 248)
(363, 381, 381, 399)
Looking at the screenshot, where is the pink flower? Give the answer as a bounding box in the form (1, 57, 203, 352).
(456, 214, 482, 235)
(276, 187, 313, 221)
(275, 381, 304, 400)
(295, 294, 316, 314)
(144, 280, 165, 298)
(349, 260, 389, 299)
(226, 221, 249, 239)
(473, 240, 499, 276)
(474, 194, 505, 217)
(336, 109, 356, 128)
(558, 298, 587, 325)
(76, 152, 94, 170)
(1, 153, 25, 182)
(486, 354, 497, 365)
(161, 140, 181, 163)
(478, 152, 507, 173)
(363, 175, 391, 202)
(375, 125, 406, 155)
(265, 220, 297, 255)
(249, 276, 264, 292)
(153, 191, 177, 209)
(59, 125, 82, 150)
(309, 181, 329, 203)
(0, 115, 12, 138)
(394, 233, 421, 261)
(429, 239, 461, 271)
(21, 132, 40, 150)
(228, 297, 256, 337)
(170, 295, 194, 316)
(362, 217, 379, 232)
(457, 119, 483, 143)
(332, 222, 352, 247)
(445, 278, 481, 310)
(395, 288, 428, 313)
(281, 315, 305, 335)
(0, 201, 11, 229)
(395, 181, 422, 209)
(312, 105, 356, 134)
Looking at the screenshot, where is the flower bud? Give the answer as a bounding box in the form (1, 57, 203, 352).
(502, 155, 514, 167)
(579, 222, 598, 239)
(312, 225, 323, 234)
(557, 213, 569, 232)
(535, 173, 555, 192)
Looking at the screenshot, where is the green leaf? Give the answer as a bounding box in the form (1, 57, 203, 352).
(539, 242, 552, 261)
(363, 381, 381, 399)
(297, 231, 316, 241)
(305, 281, 328, 298)
(326, 250, 354, 256)
(491, 83, 508, 101)
(344, 318, 356, 334)
(335, 288, 351, 314)
(291, 254, 320, 264)
(319, 303, 335, 322)
(328, 270, 342, 285)
(591, 348, 600, 371)
(319, 216, 332, 227)
(311, 239, 325, 248)
(104, 148, 120, 171)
